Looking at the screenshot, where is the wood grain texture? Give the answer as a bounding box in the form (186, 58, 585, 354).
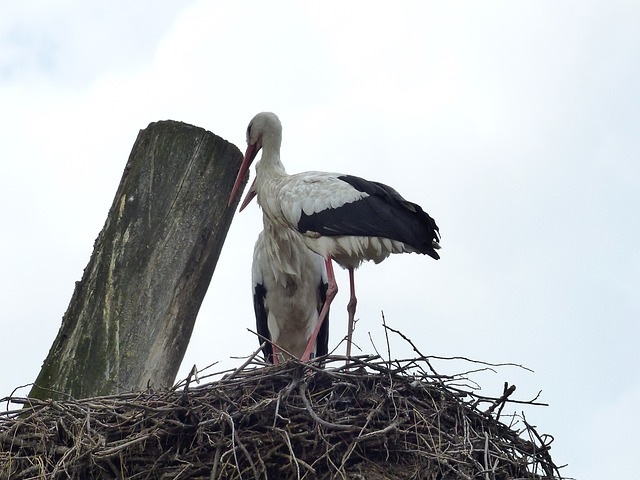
(29, 120, 245, 400)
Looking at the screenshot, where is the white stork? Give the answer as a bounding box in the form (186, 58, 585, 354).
(230, 112, 440, 361)
(251, 214, 330, 364)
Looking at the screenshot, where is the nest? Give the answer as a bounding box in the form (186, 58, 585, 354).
(1, 349, 564, 479)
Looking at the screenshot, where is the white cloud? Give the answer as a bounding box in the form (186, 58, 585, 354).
(1, 2, 639, 478)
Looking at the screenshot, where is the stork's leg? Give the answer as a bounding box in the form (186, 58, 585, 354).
(301, 257, 337, 362)
(272, 345, 279, 365)
(346, 267, 357, 358)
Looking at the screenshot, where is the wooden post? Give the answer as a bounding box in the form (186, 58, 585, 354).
(29, 121, 245, 400)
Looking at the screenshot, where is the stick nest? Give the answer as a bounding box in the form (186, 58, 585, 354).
(1, 354, 563, 479)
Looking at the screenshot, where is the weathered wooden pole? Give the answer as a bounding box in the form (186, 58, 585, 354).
(29, 121, 245, 400)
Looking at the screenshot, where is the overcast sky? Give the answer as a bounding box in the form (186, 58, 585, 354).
(2, 2, 639, 478)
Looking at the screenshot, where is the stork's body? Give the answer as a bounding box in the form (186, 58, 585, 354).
(252, 217, 329, 363)
(230, 112, 440, 361)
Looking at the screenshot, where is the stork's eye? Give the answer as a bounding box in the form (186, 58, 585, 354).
(246, 123, 253, 143)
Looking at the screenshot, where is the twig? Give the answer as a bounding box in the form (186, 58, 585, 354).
(298, 382, 354, 431)
(246, 328, 298, 363)
(220, 342, 268, 383)
(485, 382, 517, 417)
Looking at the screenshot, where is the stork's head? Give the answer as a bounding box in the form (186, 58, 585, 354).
(228, 112, 282, 207)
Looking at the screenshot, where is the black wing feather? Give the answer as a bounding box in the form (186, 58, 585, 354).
(297, 175, 440, 259)
(253, 282, 274, 363)
(314, 279, 330, 358)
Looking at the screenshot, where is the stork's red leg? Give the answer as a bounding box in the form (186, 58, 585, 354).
(301, 257, 337, 362)
(272, 345, 280, 365)
(345, 267, 357, 359)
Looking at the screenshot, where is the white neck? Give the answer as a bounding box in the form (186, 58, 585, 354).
(256, 150, 286, 178)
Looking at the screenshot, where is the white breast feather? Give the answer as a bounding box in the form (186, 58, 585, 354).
(251, 219, 328, 359)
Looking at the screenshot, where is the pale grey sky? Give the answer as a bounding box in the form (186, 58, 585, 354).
(2, 2, 639, 478)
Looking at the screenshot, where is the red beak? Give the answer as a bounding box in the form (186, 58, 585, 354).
(239, 177, 258, 212)
(228, 143, 259, 207)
